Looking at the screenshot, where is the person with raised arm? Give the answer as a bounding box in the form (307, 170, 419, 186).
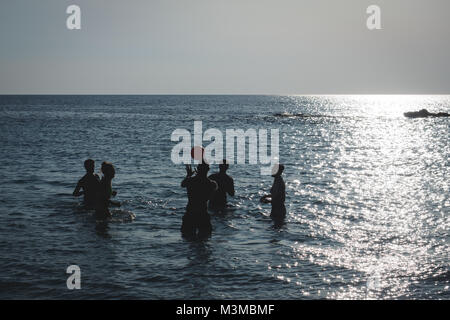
(181, 163, 218, 239)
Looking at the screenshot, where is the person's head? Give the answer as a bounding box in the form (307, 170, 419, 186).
(101, 161, 115, 179)
(84, 159, 95, 173)
(271, 163, 284, 177)
(196, 163, 210, 177)
(219, 159, 229, 173)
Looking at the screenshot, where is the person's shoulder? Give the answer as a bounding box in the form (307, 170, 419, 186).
(274, 176, 284, 186)
(78, 174, 88, 184)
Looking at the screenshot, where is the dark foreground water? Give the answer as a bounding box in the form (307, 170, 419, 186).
(0, 95, 448, 299)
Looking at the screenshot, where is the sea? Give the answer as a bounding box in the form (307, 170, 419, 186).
(0, 95, 448, 299)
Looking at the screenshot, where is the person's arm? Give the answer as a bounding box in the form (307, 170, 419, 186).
(260, 179, 280, 204)
(208, 180, 218, 199)
(72, 180, 84, 197)
(181, 178, 188, 188)
(181, 165, 195, 187)
(227, 178, 235, 197)
(260, 194, 272, 203)
(271, 180, 283, 203)
(108, 185, 119, 206)
(271, 189, 281, 202)
(109, 199, 121, 207)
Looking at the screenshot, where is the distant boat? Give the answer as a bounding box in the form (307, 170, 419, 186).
(404, 109, 450, 118)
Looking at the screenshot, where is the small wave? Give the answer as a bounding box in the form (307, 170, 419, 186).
(110, 209, 136, 222)
(273, 112, 334, 118)
(274, 112, 310, 118)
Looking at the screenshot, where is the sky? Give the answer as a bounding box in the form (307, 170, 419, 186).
(0, 0, 449, 94)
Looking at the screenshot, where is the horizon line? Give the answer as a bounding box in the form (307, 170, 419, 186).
(1, 93, 450, 96)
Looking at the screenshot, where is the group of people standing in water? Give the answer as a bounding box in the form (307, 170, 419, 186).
(72, 159, 120, 219)
(73, 158, 286, 239)
(180, 160, 286, 239)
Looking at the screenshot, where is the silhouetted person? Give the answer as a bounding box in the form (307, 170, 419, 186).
(95, 161, 119, 220)
(208, 160, 235, 211)
(73, 159, 100, 207)
(181, 163, 218, 239)
(261, 164, 286, 223)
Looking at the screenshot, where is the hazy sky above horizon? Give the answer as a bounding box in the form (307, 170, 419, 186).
(1, 0, 449, 94)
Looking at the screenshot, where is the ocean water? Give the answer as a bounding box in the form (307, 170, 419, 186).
(0, 95, 448, 300)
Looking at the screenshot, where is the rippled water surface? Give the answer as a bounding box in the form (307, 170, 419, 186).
(0, 95, 448, 299)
